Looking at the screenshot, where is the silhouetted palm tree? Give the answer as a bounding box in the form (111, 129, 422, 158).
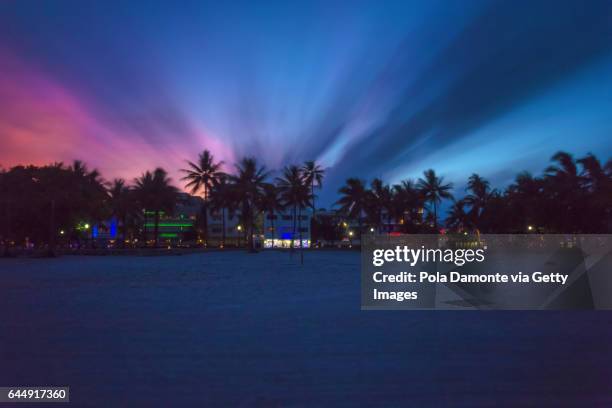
(209, 176, 235, 247)
(504, 171, 544, 232)
(301, 160, 324, 215)
(545, 151, 584, 232)
(108, 179, 135, 245)
(446, 199, 470, 231)
(463, 173, 492, 234)
(3, 150, 612, 250)
(367, 178, 394, 233)
(70, 160, 109, 244)
(276, 166, 311, 252)
(546, 151, 579, 179)
(35, 163, 72, 254)
(392, 179, 423, 231)
(230, 158, 268, 251)
(181, 150, 225, 246)
(577, 153, 611, 231)
(578, 153, 606, 190)
(417, 169, 453, 230)
(259, 183, 283, 244)
(134, 168, 178, 246)
(337, 178, 368, 238)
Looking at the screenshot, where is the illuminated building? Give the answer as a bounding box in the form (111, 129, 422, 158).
(263, 210, 311, 249)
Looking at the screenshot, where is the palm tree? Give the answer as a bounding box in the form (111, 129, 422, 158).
(301, 160, 324, 215)
(181, 150, 225, 246)
(506, 171, 545, 232)
(35, 163, 74, 255)
(276, 166, 311, 252)
(367, 178, 393, 233)
(229, 157, 269, 251)
(70, 160, 109, 245)
(446, 199, 470, 231)
(336, 178, 368, 239)
(417, 169, 453, 231)
(545, 151, 583, 232)
(259, 183, 284, 246)
(546, 151, 579, 179)
(578, 153, 607, 191)
(134, 168, 178, 247)
(463, 173, 491, 234)
(108, 179, 135, 245)
(392, 179, 423, 231)
(209, 176, 235, 247)
(577, 153, 612, 232)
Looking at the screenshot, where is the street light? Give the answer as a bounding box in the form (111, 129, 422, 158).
(369, 227, 374, 233)
(236, 225, 243, 248)
(527, 225, 534, 231)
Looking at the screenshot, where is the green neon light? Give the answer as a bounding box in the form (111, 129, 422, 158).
(159, 233, 178, 238)
(144, 210, 165, 215)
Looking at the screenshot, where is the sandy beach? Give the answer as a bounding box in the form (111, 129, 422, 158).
(1, 251, 611, 406)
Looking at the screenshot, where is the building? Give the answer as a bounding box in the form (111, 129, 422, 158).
(94, 192, 314, 248)
(263, 210, 311, 248)
(141, 193, 202, 244)
(206, 209, 246, 247)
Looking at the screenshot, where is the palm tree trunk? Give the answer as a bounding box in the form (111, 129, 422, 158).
(311, 181, 316, 246)
(248, 218, 255, 252)
(240, 202, 247, 249)
(122, 214, 127, 248)
(271, 211, 275, 248)
(292, 205, 297, 252)
(154, 210, 160, 247)
(311, 180, 315, 215)
(143, 211, 148, 246)
(433, 200, 438, 231)
(245, 203, 254, 252)
(202, 202, 208, 247)
(298, 207, 303, 264)
(202, 186, 208, 247)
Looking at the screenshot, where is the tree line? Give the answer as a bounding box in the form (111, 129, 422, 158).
(0, 150, 610, 254)
(335, 151, 611, 235)
(0, 153, 324, 253)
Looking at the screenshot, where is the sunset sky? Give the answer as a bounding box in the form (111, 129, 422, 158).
(1, 0, 611, 205)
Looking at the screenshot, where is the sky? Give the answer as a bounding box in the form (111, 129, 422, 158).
(1, 0, 611, 207)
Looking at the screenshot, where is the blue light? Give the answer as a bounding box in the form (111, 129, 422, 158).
(110, 217, 118, 238)
(281, 232, 293, 240)
(92, 225, 99, 238)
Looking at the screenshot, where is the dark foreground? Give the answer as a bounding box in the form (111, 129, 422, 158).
(1, 251, 611, 407)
